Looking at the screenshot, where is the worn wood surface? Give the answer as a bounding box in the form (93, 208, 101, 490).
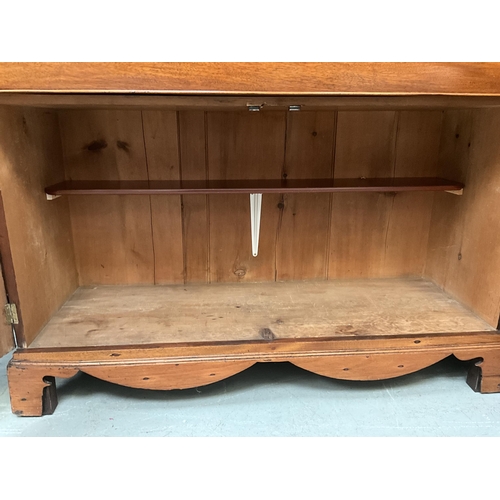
(142, 110, 184, 284)
(425, 110, 473, 291)
(0, 107, 78, 346)
(10, 332, 500, 415)
(382, 111, 443, 276)
(328, 110, 444, 279)
(178, 111, 209, 283)
(426, 109, 500, 327)
(29, 278, 494, 348)
(59, 109, 155, 285)
(7, 362, 78, 416)
(329, 111, 398, 278)
(276, 111, 336, 280)
(207, 111, 285, 282)
(57, 109, 452, 287)
(2, 63, 500, 95)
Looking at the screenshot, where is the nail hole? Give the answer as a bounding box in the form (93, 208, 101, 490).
(414, 340, 421, 344)
(398, 365, 404, 368)
(343, 368, 349, 371)
(143, 377, 150, 380)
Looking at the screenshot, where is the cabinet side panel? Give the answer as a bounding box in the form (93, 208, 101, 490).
(0, 107, 78, 346)
(425, 110, 473, 287)
(59, 110, 155, 285)
(276, 111, 336, 280)
(207, 111, 285, 283)
(426, 109, 500, 327)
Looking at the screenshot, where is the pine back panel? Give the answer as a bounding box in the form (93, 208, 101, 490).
(58, 109, 445, 286)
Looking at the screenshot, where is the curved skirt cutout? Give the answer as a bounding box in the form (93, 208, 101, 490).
(82, 360, 256, 390)
(291, 352, 450, 381)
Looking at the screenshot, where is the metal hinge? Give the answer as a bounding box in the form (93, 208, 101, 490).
(5, 303, 19, 325)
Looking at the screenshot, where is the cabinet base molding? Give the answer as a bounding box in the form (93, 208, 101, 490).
(8, 332, 500, 416)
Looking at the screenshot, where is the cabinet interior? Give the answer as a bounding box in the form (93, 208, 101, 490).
(1, 96, 499, 348)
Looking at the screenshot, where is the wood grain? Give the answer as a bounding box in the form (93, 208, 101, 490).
(425, 110, 473, 288)
(83, 360, 255, 390)
(45, 177, 464, 196)
(7, 363, 78, 416)
(207, 111, 285, 282)
(427, 109, 500, 327)
(292, 351, 450, 381)
(29, 278, 494, 348)
(4, 94, 500, 110)
(10, 332, 500, 415)
(2, 63, 500, 95)
(0, 261, 14, 355)
(0, 107, 78, 346)
(382, 111, 444, 276)
(329, 111, 398, 278)
(178, 111, 209, 283)
(141, 110, 184, 284)
(276, 111, 336, 280)
(0, 193, 22, 349)
(58, 109, 155, 285)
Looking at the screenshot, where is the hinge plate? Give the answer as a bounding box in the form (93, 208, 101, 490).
(5, 303, 19, 325)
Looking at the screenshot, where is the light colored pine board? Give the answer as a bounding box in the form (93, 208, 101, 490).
(178, 111, 209, 283)
(142, 110, 184, 284)
(430, 109, 500, 327)
(425, 110, 473, 287)
(276, 111, 336, 280)
(382, 111, 443, 276)
(59, 109, 155, 285)
(329, 111, 398, 278)
(0, 107, 78, 347)
(207, 111, 285, 282)
(29, 278, 495, 348)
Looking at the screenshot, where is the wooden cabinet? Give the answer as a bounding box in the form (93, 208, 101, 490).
(2, 63, 500, 416)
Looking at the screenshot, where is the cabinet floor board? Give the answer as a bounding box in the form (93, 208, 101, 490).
(29, 277, 494, 348)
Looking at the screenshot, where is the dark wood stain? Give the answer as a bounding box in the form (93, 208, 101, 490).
(117, 140, 130, 152)
(45, 177, 465, 196)
(84, 139, 107, 151)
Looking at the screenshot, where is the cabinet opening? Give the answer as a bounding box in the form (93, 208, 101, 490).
(1, 102, 499, 349)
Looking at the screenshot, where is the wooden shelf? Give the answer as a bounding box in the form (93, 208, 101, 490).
(29, 278, 494, 349)
(45, 177, 464, 197)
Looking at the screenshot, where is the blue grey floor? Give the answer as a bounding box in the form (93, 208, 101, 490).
(1, 350, 500, 436)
